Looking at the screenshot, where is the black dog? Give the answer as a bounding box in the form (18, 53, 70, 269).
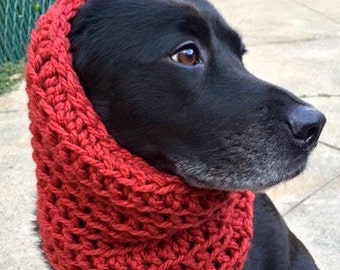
(69, 0, 326, 269)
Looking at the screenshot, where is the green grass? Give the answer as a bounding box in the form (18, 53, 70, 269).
(0, 61, 24, 95)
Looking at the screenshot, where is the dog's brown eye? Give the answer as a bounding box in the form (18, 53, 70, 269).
(171, 45, 200, 66)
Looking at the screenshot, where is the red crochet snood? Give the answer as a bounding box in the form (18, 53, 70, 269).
(25, 0, 255, 269)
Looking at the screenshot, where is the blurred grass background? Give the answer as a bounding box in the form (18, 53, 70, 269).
(0, 0, 54, 95)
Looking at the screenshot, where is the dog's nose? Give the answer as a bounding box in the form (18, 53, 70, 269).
(288, 106, 326, 151)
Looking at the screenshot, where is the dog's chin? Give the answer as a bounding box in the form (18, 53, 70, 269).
(250, 161, 307, 192)
(172, 155, 308, 192)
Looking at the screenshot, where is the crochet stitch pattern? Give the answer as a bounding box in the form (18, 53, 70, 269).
(25, 0, 255, 269)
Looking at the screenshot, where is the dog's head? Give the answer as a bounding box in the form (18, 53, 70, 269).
(69, 0, 325, 191)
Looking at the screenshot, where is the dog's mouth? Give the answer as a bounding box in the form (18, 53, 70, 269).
(172, 154, 308, 192)
(167, 130, 311, 192)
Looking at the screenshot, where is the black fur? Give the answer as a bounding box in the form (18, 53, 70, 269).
(66, 0, 325, 268)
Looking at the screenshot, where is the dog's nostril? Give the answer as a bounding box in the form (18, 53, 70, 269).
(293, 125, 318, 142)
(288, 106, 326, 151)
(305, 127, 319, 141)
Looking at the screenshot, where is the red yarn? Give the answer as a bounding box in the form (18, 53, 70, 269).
(25, 0, 254, 269)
